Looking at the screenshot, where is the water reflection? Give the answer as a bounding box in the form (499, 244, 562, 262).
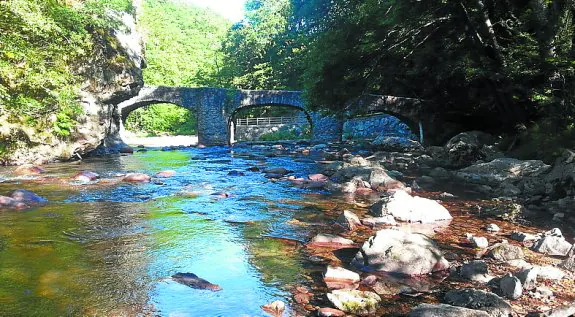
(0, 147, 327, 316)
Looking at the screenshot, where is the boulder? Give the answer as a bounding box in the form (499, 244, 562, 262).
(336, 210, 361, 231)
(470, 236, 489, 249)
(560, 247, 575, 272)
(487, 243, 524, 262)
(531, 236, 572, 256)
(371, 136, 423, 152)
(351, 229, 449, 275)
(515, 267, 538, 290)
(308, 234, 355, 248)
(261, 300, 285, 317)
(369, 190, 452, 223)
(326, 289, 381, 316)
(460, 261, 491, 282)
(536, 265, 565, 280)
(309, 173, 329, 182)
(499, 273, 522, 299)
(263, 167, 292, 175)
(444, 288, 512, 317)
(408, 303, 490, 317)
(171, 272, 221, 291)
(9, 189, 48, 205)
(445, 131, 494, 167)
(510, 231, 538, 242)
(122, 173, 151, 183)
(369, 168, 405, 191)
(454, 158, 551, 187)
(324, 266, 360, 290)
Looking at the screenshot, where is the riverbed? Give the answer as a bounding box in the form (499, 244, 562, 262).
(0, 145, 573, 316)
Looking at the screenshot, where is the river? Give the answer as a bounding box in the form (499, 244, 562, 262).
(0, 145, 572, 316)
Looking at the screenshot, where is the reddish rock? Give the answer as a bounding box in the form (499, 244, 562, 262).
(308, 233, 356, 248)
(261, 300, 285, 317)
(308, 173, 329, 182)
(14, 164, 45, 176)
(155, 170, 177, 178)
(317, 307, 345, 317)
(324, 266, 360, 290)
(72, 171, 100, 182)
(0, 196, 28, 210)
(294, 292, 311, 304)
(122, 173, 151, 183)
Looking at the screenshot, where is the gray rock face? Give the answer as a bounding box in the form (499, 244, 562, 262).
(460, 261, 491, 282)
(454, 158, 551, 186)
(371, 136, 423, 152)
(499, 273, 522, 299)
(326, 289, 381, 316)
(560, 247, 575, 272)
(531, 236, 573, 256)
(487, 243, 524, 262)
(409, 303, 490, 317)
(445, 131, 495, 167)
(444, 288, 513, 317)
(369, 190, 452, 223)
(351, 229, 450, 275)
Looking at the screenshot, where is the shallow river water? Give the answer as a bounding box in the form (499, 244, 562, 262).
(0, 147, 339, 316)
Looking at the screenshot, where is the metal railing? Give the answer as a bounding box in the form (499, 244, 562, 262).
(236, 116, 307, 126)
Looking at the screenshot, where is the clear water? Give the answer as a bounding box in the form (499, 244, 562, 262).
(0, 147, 330, 316)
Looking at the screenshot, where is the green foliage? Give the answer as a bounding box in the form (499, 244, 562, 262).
(0, 0, 133, 138)
(125, 0, 230, 136)
(259, 125, 310, 141)
(218, 0, 304, 90)
(125, 104, 197, 136)
(140, 0, 230, 86)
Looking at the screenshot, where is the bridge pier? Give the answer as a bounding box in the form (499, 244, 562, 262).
(311, 112, 344, 143)
(196, 89, 229, 146)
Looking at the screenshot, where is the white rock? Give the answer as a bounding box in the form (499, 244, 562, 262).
(370, 190, 452, 223)
(485, 224, 500, 232)
(324, 266, 360, 284)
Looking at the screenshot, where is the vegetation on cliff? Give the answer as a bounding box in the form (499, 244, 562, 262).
(0, 0, 136, 161)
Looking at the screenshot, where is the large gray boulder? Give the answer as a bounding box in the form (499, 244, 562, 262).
(444, 288, 513, 317)
(454, 158, 551, 187)
(409, 303, 490, 317)
(351, 229, 450, 275)
(531, 235, 572, 256)
(369, 190, 452, 223)
(445, 131, 496, 167)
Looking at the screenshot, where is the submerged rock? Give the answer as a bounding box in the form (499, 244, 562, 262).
(0, 196, 28, 210)
(261, 300, 285, 317)
(10, 189, 48, 205)
(324, 266, 360, 290)
(351, 229, 449, 275)
(408, 303, 490, 317)
(122, 173, 151, 183)
(171, 272, 222, 291)
(155, 170, 177, 178)
(14, 164, 45, 176)
(72, 171, 100, 182)
(326, 289, 381, 316)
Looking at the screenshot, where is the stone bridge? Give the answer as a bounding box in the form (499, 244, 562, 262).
(115, 86, 449, 146)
